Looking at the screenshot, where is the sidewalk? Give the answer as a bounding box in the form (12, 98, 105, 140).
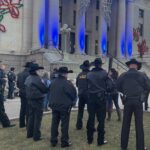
(4, 96, 150, 120)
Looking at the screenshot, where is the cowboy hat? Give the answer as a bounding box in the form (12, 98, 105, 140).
(125, 58, 142, 70)
(29, 63, 44, 72)
(91, 58, 103, 66)
(80, 60, 90, 70)
(58, 67, 73, 74)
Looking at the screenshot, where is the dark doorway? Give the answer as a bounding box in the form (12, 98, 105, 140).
(70, 32, 75, 54)
(85, 34, 89, 54)
(59, 34, 62, 50)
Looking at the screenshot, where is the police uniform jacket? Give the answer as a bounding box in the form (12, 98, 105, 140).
(25, 74, 48, 101)
(87, 68, 112, 94)
(7, 71, 16, 83)
(76, 70, 89, 95)
(49, 76, 77, 111)
(17, 68, 30, 96)
(117, 68, 150, 99)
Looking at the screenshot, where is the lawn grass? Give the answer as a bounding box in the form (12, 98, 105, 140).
(0, 111, 150, 150)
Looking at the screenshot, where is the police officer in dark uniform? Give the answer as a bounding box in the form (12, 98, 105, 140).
(76, 60, 90, 130)
(86, 58, 111, 145)
(7, 67, 16, 99)
(17, 62, 33, 128)
(117, 59, 150, 150)
(49, 67, 77, 148)
(0, 64, 15, 128)
(25, 63, 48, 141)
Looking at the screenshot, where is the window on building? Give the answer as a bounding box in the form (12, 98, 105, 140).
(139, 23, 143, 36)
(96, 16, 99, 31)
(74, 0, 76, 4)
(73, 10, 76, 26)
(95, 40, 98, 55)
(139, 9, 144, 18)
(96, 0, 99, 10)
(59, 6, 62, 23)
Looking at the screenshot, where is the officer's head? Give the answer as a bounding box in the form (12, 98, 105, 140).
(126, 59, 142, 70)
(80, 60, 90, 71)
(0, 64, 6, 70)
(10, 67, 15, 71)
(58, 67, 73, 79)
(91, 58, 103, 68)
(29, 63, 44, 76)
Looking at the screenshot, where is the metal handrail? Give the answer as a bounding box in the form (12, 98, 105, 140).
(107, 53, 128, 71)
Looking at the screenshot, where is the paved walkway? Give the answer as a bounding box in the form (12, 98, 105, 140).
(4, 96, 150, 120)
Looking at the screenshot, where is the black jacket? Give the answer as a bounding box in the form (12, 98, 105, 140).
(117, 69, 150, 99)
(76, 69, 89, 95)
(87, 67, 112, 94)
(49, 77, 77, 111)
(7, 71, 16, 83)
(25, 74, 48, 101)
(0, 69, 6, 96)
(17, 68, 30, 96)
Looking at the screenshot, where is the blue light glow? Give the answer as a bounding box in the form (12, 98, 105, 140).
(38, 1, 45, 47)
(51, 21, 59, 48)
(121, 35, 125, 57)
(101, 35, 107, 55)
(79, 15, 85, 53)
(127, 39, 132, 58)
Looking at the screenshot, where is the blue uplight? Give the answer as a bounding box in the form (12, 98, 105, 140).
(38, 1, 45, 47)
(101, 36, 107, 55)
(127, 40, 133, 58)
(79, 15, 85, 53)
(51, 21, 59, 48)
(121, 35, 125, 57)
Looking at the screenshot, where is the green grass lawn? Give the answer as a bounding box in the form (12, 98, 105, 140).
(0, 111, 150, 150)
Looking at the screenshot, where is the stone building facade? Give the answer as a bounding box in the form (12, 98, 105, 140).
(0, 0, 150, 73)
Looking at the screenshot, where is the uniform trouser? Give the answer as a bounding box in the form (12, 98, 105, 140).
(0, 94, 10, 127)
(8, 82, 14, 99)
(51, 109, 71, 145)
(144, 93, 149, 110)
(27, 104, 43, 140)
(19, 96, 28, 127)
(112, 94, 121, 120)
(121, 100, 144, 150)
(87, 94, 106, 144)
(76, 94, 87, 129)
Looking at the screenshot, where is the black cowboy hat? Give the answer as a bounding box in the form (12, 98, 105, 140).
(91, 58, 103, 66)
(24, 62, 34, 68)
(125, 58, 142, 70)
(29, 63, 44, 72)
(58, 67, 73, 74)
(80, 60, 90, 70)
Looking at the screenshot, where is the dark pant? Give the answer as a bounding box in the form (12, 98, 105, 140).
(87, 94, 106, 144)
(108, 93, 121, 120)
(121, 100, 144, 150)
(27, 104, 43, 140)
(0, 94, 10, 127)
(19, 96, 28, 128)
(8, 82, 15, 99)
(144, 93, 149, 110)
(76, 94, 87, 129)
(51, 109, 71, 145)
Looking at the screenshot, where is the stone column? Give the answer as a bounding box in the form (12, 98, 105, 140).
(32, 0, 44, 50)
(22, 0, 33, 53)
(108, 0, 118, 57)
(75, 0, 86, 54)
(48, 0, 59, 50)
(117, 0, 126, 58)
(99, 1, 107, 56)
(126, 0, 134, 58)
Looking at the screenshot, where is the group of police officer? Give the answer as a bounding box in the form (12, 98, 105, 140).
(0, 57, 150, 150)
